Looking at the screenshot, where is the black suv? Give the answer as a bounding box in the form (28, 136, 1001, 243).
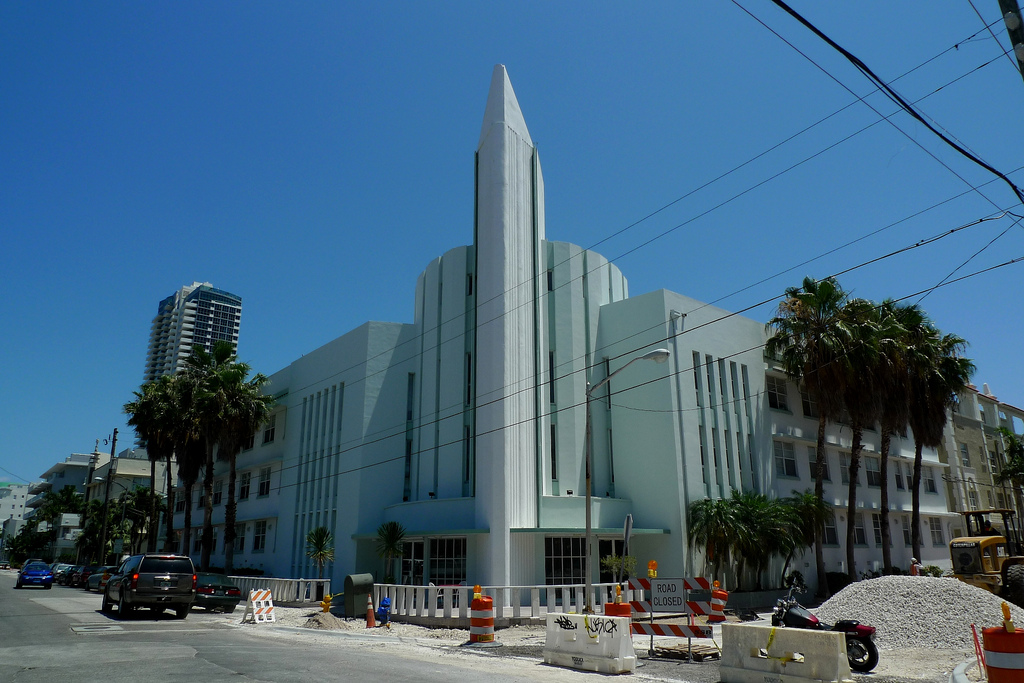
(102, 554, 196, 619)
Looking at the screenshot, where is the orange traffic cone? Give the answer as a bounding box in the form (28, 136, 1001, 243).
(365, 593, 376, 628)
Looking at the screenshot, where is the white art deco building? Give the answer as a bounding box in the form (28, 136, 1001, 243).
(176, 65, 957, 591)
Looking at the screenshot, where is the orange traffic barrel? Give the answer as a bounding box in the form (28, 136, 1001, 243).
(984, 627, 1024, 683)
(470, 594, 495, 643)
(707, 585, 728, 623)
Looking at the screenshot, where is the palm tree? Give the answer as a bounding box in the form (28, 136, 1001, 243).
(185, 341, 238, 571)
(780, 489, 834, 586)
(730, 491, 793, 590)
(306, 526, 335, 579)
(170, 370, 205, 559)
(376, 521, 406, 583)
(766, 276, 854, 598)
(840, 298, 881, 582)
(996, 427, 1024, 515)
(124, 376, 175, 552)
(687, 497, 739, 587)
(907, 325, 974, 559)
(874, 301, 920, 573)
(215, 363, 274, 574)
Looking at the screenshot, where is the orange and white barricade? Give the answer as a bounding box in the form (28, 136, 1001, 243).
(470, 593, 495, 643)
(241, 588, 276, 624)
(984, 627, 1024, 683)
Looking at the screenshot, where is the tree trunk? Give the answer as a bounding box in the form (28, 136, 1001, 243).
(224, 454, 237, 575)
(165, 453, 176, 552)
(200, 439, 215, 571)
(148, 459, 158, 552)
(814, 413, 831, 599)
(182, 482, 193, 557)
(846, 425, 864, 582)
(911, 441, 924, 561)
(879, 429, 893, 573)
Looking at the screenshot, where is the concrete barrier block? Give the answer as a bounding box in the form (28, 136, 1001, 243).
(720, 623, 853, 683)
(543, 613, 636, 674)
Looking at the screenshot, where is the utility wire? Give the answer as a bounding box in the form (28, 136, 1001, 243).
(762, 0, 1024, 207)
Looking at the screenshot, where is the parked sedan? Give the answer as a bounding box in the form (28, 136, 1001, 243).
(193, 573, 243, 613)
(16, 562, 54, 589)
(78, 564, 101, 588)
(63, 565, 84, 586)
(86, 566, 118, 592)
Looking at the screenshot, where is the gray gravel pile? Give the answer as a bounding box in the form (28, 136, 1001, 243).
(813, 575, 1024, 650)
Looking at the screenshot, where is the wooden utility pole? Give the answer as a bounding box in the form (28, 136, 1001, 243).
(98, 429, 117, 564)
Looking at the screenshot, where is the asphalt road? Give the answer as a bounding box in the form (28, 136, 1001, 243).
(1, 569, 685, 683)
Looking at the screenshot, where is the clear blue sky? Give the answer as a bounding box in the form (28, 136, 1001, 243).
(3, 2, 1023, 483)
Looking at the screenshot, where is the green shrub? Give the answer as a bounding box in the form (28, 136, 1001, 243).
(826, 571, 853, 594)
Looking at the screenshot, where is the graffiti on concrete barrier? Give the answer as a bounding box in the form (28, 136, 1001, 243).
(584, 617, 618, 636)
(554, 615, 578, 630)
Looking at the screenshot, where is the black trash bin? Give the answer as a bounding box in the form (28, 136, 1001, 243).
(344, 573, 375, 618)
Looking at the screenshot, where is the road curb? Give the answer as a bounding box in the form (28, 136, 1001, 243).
(949, 659, 976, 683)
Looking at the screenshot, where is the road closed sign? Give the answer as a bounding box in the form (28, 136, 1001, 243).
(649, 579, 687, 611)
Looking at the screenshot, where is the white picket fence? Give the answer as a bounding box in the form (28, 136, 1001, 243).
(229, 576, 331, 604)
(372, 582, 637, 621)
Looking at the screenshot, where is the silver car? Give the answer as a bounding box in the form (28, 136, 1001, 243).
(102, 554, 196, 619)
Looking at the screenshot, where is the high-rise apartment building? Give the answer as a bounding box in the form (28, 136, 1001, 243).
(144, 282, 242, 383)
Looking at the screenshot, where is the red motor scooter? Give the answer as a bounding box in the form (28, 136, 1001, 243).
(770, 586, 879, 673)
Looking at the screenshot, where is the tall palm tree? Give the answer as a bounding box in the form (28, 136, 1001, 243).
(687, 497, 739, 587)
(215, 363, 274, 574)
(840, 298, 881, 582)
(306, 526, 335, 579)
(185, 341, 238, 571)
(124, 375, 175, 552)
(170, 369, 205, 558)
(907, 325, 974, 559)
(766, 276, 854, 598)
(875, 301, 920, 573)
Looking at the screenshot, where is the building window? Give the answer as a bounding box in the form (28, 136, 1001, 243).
(807, 447, 830, 481)
(197, 492, 205, 510)
(865, 458, 882, 488)
(547, 269, 553, 292)
(929, 517, 944, 545)
(959, 443, 970, 467)
(550, 424, 558, 480)
(902, 517, 911, 546)
(174, 494, 186, 513)
(839, 453, 851, 485)
(193, 528, 202, 552)
(239, 472, 251, 501)
(895, 462, 905, 490)
(213, 480, 223, 506)
(544, 536, 586, 584)
(549, 351, 556, 404)
(924, 468, 937, 494)
(253, 520, 267, 552)
(968, 485, 979, 509)
(233, 523, 245, 552)
(774, 440, 797, 478)
(854, 515, 867, 545)
(243, 433, 255, 451)
(824, 516, 839, 545)
(766, 376, 788, 411)
(406, 373, 416, 421)
(801, 390, 819, 419)
(263, 415, 276, 444)
(258, 467, 271, 497)
(872, 513, 883, 545)
(212, 526, 219, 553)
(466, 274, 473, 296)
(429, 537, 467, 585)
(990, 450, 1000, 474)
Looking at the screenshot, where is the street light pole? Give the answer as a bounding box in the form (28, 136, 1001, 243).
(98, 429, 117, 564)
(583, 348, 670, 613)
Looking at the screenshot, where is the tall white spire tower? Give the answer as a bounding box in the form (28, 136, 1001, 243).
(474, 65, 546, 585)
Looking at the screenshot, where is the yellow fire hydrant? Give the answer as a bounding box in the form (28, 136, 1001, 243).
(320, 593, 333, 613)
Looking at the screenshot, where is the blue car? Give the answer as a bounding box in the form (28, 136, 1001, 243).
(16, 562, 54, 589)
